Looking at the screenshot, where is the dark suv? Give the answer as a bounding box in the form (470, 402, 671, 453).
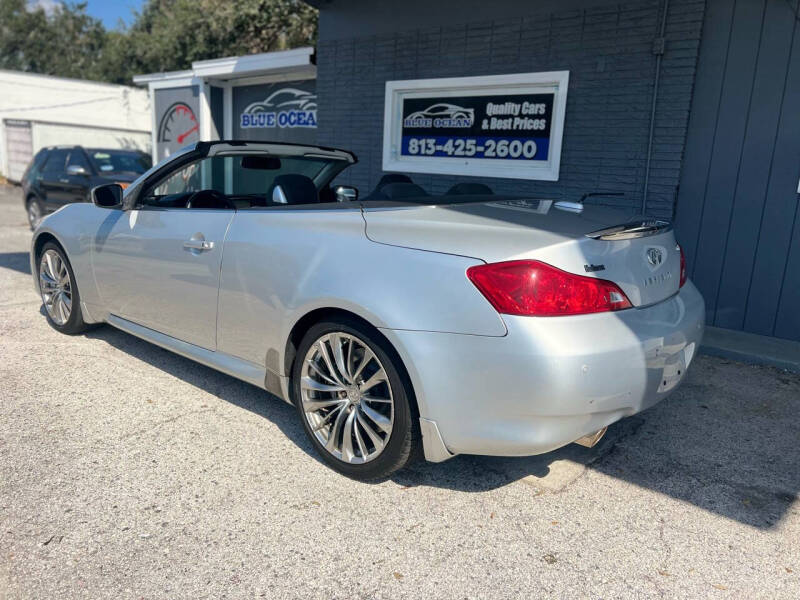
(21, 146, 152, 229)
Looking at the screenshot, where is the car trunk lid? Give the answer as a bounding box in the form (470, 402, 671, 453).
(361, 198, 681, 307)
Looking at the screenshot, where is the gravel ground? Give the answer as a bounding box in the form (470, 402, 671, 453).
(1, 184, 799, 599)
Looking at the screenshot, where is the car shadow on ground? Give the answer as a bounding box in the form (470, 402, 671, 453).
(85, 324, 799, 530)
(0, 252, 31, 275)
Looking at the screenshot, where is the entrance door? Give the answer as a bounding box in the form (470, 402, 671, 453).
(675, 0, 800, 341)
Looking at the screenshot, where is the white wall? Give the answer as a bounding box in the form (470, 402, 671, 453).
(0, 70, 151, 179)
(32, 122, 150, 153)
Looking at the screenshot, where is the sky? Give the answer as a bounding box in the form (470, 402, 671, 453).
(29, 0, 145, 29)
(84, 0, 144, 29)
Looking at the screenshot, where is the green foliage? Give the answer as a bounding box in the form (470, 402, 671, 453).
(0, 0, 318, 84)
(0, 0, 107, 79)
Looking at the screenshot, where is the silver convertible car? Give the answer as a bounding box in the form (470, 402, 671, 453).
(31, 141, 705, 480)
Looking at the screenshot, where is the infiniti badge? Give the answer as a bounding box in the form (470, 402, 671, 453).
(646, 247, 664, 267)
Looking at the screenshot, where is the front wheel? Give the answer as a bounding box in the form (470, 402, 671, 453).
(38, 242, 89, 335)
(292, 318, 417, 480)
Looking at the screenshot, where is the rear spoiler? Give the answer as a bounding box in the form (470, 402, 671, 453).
(586, 219, 672, 241)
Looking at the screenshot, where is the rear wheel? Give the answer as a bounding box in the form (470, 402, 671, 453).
(292, 318, 416, 480)
(38, 242, 89, 335)
(26, 197, 43, 230)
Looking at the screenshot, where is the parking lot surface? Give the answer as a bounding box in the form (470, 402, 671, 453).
(1, 185, 799, 599)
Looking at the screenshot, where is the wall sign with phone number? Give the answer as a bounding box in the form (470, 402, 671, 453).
(403, 137, 544, 159)
(383, 72, 569, 181)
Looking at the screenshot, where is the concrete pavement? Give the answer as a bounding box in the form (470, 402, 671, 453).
(1, 185, 798, 599)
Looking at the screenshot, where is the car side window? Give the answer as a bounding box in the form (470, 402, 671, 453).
(66, 150, 91, 172)
(152, 161, 206, 196)
(139, 157, 223, 209)
(138, 154, 332, 209)
(31, 149, 48, 169)
(25, 149, 48, 181)
(41, 149, 69, 177)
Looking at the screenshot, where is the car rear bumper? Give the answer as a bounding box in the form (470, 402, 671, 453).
(385, 281, 705, 458)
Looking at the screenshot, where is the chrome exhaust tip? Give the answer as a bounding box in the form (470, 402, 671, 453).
(574, 427, 608, 448)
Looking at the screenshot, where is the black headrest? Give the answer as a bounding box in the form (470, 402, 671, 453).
(379, 182, 428, 199)
(271, 174, 318, 205)
(377, 173, 412, 189)
(446, 182, 494, 195)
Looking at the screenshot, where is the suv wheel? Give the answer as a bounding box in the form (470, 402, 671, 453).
(26, 197, 43, 230)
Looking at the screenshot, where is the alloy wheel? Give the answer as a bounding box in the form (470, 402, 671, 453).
(300, 332, 394, 464)
(27, 201, 41, 229)
(39, 249, 72, 325)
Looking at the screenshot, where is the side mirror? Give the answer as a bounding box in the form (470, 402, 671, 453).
(66, 164, 88, 176)
(91, 183, 123, 209)
(334, 185, 358, 202)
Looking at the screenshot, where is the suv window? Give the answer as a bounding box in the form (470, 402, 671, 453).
(140, 154, 333, 209)
(31, 149, 48, 169)
(67, 149, 91, 172)
(41, 149, 69, 176)
(24, 149, 48, 181)
(88, 149, 150, 174)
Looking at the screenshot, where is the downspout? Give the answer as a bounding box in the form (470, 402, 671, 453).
(642, 0, 670, 215)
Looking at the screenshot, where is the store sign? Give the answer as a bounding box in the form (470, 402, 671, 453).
(233, 80, 317, 145)
(240, 87, 317, 129)
(383, 72, 568, 181)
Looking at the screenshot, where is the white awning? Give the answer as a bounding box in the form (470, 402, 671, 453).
(133, 47, 315, 88)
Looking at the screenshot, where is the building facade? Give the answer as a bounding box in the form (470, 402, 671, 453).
(0, 70, 151, 182)
(134, 48, 318, 162)
(309, 0, 800, 343)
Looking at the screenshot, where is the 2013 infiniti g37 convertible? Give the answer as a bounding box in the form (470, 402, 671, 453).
(31, 141, 705, 480)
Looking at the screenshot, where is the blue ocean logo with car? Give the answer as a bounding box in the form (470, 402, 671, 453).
(240, 88, 318, 129)
(403, 103, 475, 128)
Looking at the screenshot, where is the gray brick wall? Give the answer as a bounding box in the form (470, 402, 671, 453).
(315, 0, 705, 217)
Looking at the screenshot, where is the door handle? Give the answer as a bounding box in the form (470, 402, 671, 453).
(183, 239, 214, 251)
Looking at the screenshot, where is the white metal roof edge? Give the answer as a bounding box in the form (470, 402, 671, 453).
(191, 47, 314, 77)
(133, 47, 316, 86)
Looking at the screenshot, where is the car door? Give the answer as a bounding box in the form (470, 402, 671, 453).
(62, 148, 93, 204)
(38, 148, 70, 211)
(91, 157, 234, 350)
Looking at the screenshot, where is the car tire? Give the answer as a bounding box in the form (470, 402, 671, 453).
(292, 317, 418, 480)
(37, 242, 89, 335)
(26, 196, 43, 230)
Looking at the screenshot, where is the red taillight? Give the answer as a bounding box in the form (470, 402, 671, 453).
(678, 244, 687, 288)
(466, 260, 632, 317)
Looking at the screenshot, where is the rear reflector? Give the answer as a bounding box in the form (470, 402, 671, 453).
(467, 260, 632, 317)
